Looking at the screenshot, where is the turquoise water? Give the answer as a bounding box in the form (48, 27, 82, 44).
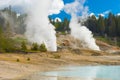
(41, 66, 120, 80)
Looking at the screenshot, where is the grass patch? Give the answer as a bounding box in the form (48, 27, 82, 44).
(95, 36, 115, 45)
(14, 37, 27, 43)
(96, 36, 110, 43)
(53, 54, 61, 59)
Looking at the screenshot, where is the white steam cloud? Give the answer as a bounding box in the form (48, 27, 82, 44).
(55, 17, 62, 22)
(98, 10, 111, 17)
(0, 0, 31, 11)
(0, 0, 64, 51)
(0, 0, 64, 15)
(64, 0, 100, 50)
(25, 0, 64, 51)
(49, 0, 64, 15)
(0, 0, 100, 51)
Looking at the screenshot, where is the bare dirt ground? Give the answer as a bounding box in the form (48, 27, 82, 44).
(0, 48, 120, 80)
(0, 35, 120, 80)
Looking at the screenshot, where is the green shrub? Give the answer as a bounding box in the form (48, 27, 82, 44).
(16, 58, 20, 62)
(39, 43, 47, 52)
(0, 48, 5, 53)
(27, 57, 30, 61)
(0, 38, 19, 52)
(53, 54, 61, 59)
(0, 26, 21, 53)
(31, 43, 39, 51)
(21, 41, 27, 51)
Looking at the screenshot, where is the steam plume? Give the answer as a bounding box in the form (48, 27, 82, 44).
(0, 0, 64, 51)
(64, 0, 100, 50)
(25, 0, 61, 51)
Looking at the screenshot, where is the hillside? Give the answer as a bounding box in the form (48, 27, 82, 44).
(57, 34, 120, 53)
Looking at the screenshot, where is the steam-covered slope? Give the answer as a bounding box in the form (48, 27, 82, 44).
(57, 34, 120, 54)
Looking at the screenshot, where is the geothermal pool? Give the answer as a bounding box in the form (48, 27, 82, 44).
(27, 66, 120, 80)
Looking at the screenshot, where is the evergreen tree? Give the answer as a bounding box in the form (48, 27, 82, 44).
(31, 43, 39, 51)
(85, 15, 97, 33)
(97, 15, 105, 36)
(21, 41, 27, 51)
(107, 13, 116, 37)
(62, 18, 70, 32)
(116, 16, 120, 36)
(54, 19, 62, 31)
(39, 43, 47, 52)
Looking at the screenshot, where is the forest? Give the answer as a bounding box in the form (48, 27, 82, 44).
(51, 13, 120, 38)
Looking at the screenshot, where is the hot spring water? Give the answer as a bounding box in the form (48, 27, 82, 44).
(42, 66, 120, 80)
(27, 66, 120, 80)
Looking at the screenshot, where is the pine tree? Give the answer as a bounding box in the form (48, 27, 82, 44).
(31, 43, 39, 51)
(39, 43, 47, 52)
(54, 19, 62, 31)
(62, 18, 70, 32)
(85, 15, 97, 33)
(97, 15, 105, 36)
(21, 41, 27, 51)
(116, 16, 120, 36)
(107, 13, 116, 37)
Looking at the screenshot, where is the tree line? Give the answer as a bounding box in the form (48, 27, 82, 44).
(84, 13, 120, 46)
(84, 13, 120, 37)
(49, 17, 70, 34)
(50, 13, 120, 46)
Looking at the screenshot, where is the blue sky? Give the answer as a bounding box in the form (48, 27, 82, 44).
(0, 0, 120, 21)
(86, 0, 120, 15)
(50, 0, 74, 21)
(50, 0, 120, 21)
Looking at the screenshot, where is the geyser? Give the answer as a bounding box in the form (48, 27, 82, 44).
(25, 0, 63, 51)
(64, 0, 100, 50)
(0, 0, 64, 51)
